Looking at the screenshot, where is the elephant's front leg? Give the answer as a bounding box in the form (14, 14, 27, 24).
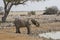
(27, 26, 30, 34)
(16, 26, 21, 33)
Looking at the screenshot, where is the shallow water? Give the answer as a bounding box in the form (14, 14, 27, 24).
(39, 31, 60, 39)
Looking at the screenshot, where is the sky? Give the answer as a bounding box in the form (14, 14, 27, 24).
(0, 0, 60, 11)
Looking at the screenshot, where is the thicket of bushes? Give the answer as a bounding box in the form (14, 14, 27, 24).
(43, 6, 58, 15)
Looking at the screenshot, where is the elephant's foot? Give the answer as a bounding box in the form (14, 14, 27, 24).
(16, 31, 21, 33)
(27, 32, 30, 34)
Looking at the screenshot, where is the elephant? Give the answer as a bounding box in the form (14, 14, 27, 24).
(14, 18, 40, 34)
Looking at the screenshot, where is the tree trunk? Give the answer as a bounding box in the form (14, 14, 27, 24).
(2, 11, 9, 22)
(2, 3, 13, 22)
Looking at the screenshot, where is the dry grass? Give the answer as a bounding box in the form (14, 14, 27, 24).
(0, 22, 60, 40)
(0, 11, 60, 40)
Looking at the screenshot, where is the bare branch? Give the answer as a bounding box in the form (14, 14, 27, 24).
(13, 0, 28, 5)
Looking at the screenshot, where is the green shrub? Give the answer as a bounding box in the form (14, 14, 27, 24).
(30, 11, 35, 15)
(28, 11, 35, 16)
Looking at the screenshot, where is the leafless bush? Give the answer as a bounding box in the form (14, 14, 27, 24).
(20, 14, 27, 16)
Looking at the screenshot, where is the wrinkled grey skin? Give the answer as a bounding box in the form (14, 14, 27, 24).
(14, 18, 40, 34)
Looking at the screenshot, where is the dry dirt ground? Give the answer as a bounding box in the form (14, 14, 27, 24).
(0, 22, 60, 40)
(0, 12, 60, 40)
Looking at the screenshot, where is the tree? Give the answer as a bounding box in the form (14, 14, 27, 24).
(43, 6, 58, 15)
(2, 0, 28, 22)
(2, 0, 45, 22)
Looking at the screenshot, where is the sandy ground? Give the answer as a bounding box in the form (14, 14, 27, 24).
(0, 22, 60, 40)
